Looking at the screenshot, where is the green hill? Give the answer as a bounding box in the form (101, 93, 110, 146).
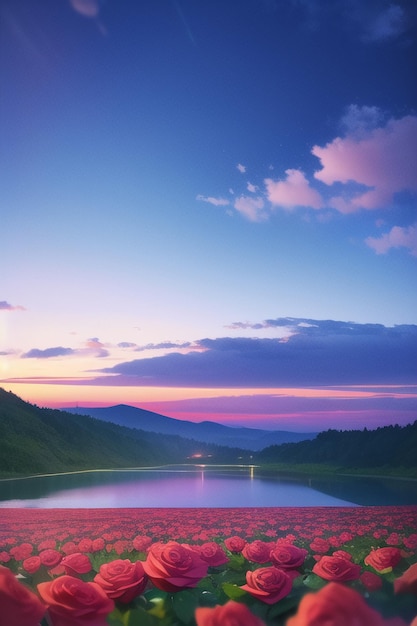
(256, 421, 417, 477)
(0, 388, 252, 477)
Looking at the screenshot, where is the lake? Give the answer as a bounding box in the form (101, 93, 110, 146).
(1, 465, 416, 508)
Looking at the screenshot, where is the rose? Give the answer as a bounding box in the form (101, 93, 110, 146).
(270, 544, 308, 569)
(286, 581, 388, 626)
(196, 542, 229, 567)
(224, 536, 246, 553)
(364, 547, 402, 573)
(61, 552, 92, 576)
(37, 575, 114, 626)
(94, 559, 147, 603)
(23, 555, 42, 575)
(394, 562, 417, 595)
(39, 548, 62, 569)
(240, 566, 292, 604)
(313, 555, 361, 581)
(195, 600, 266, 626)
(360, 570, 383, 591)
(309, 538, 330, 554)
(242, 540, 273, 564)
(133, 535, 153, 551)
(0, 565, 46, 626)
(143, 541, 208, 592)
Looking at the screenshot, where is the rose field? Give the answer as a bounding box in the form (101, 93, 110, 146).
(1, 506, 417, 625)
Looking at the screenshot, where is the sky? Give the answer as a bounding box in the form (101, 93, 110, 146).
(1, 0, 416, 433)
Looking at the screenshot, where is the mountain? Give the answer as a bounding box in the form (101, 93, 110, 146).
(256, 422, 417, 472)
(64, 404, 317, 450)
(0, 389, 252, 477)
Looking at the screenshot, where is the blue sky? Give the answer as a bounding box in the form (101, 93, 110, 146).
(1, 0, 416, 431)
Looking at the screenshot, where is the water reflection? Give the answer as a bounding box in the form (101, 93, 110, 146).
(0, 466, 415, 508)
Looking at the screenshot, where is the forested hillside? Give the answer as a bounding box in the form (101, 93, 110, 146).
(256, 421, 417, 474)
(0, 389, 251, 477)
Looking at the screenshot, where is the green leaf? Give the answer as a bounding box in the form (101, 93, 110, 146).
(221, 582, 247, 600)
(122, 607, 161, 626)
(303, 574, 327, 590)
(172, 590, 199, 624)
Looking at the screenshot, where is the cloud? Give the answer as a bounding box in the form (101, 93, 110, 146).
(312, 114, 417, 213)
(265, 169, 324, 210)
(340, 104, 385, 137)
(0, 301, 26, 311)
(247, 182, 258, 193)
(237, 163, 246, 173)
(94, 319, 417, 387)
(69, 0, 100, 18)
(364, 4, 407, 41)
(135, 341, 193, 352)
(234, 196, 266, 222)
(196, 194, 230, 207)
(365, 223, 417, 256)
(117, 342, 138, 349)
(22, 347, 75, 359)
(85, 337, 109, 358)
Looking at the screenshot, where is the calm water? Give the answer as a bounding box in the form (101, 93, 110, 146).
(0, 466, 416, 508)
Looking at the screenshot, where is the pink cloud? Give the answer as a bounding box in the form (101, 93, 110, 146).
(312, 115, 417, 213)
(196, 194, 230, 207)
(264, 169, 323, 210)
(69, 0, 100, 18)
(0, 301, 26, 311)
(233, 196, 266, 222)
(365, 223, 417, 256)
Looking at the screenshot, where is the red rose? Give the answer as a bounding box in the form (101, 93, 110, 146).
(0, 565, 46, 626)
(23, 555, 42, 575)
(309, 538, 330, 554)
(394, 562, 417, 595)
(242, 540, 273, 564)
(364, 547, 402, 573)
(196, 542, 229, 567)
(360, 570, 383, 591)
(143, 541, 208, 592)
(195, 600, 266, 626)
(224, 536, 246, 553)
(37, 575, 114, 626)
(94, 559, 147, 603)
(61, 552, 92, 576)
(39, 548, 62, 569)
(270, 544, 308, 569)
(133, 535, 153, 551)
(286, 582, 386, 626)
(313, 555, 361, 581)
(240, 566, 292, 604)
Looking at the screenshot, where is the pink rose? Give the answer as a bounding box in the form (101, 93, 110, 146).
(196, 542, 229, 567)
(364, 547, 402, 573)
(394, 562, 417, 595)
(286, 582, 386, 626)
(224, 536, 246, 553)
(39, 548, 62, 569)
(240, 566, 292, 604)
(61, 552, 92, 576)
(270, 544, 308, 569)
(37, 575, 114, 626)
(133, 535, 153, 551)
(313, 555, 361, 582)
(242, 540, 273, 564)
(23, 555, 42, 575)
(360, 570, 383, 591)
(143, 541, 208, 592)
(0, 565, 46, 626)
(309, 538, 330, 554)
(94, 559, 147, 603)
(195, 600, 266, 625)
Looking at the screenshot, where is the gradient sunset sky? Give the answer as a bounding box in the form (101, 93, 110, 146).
(1, 0, 416, 432)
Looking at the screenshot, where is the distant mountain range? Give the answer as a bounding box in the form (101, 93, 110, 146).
(64, 404, 317, 451)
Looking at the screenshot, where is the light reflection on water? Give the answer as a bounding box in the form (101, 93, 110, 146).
(0, 466, 416, 508)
